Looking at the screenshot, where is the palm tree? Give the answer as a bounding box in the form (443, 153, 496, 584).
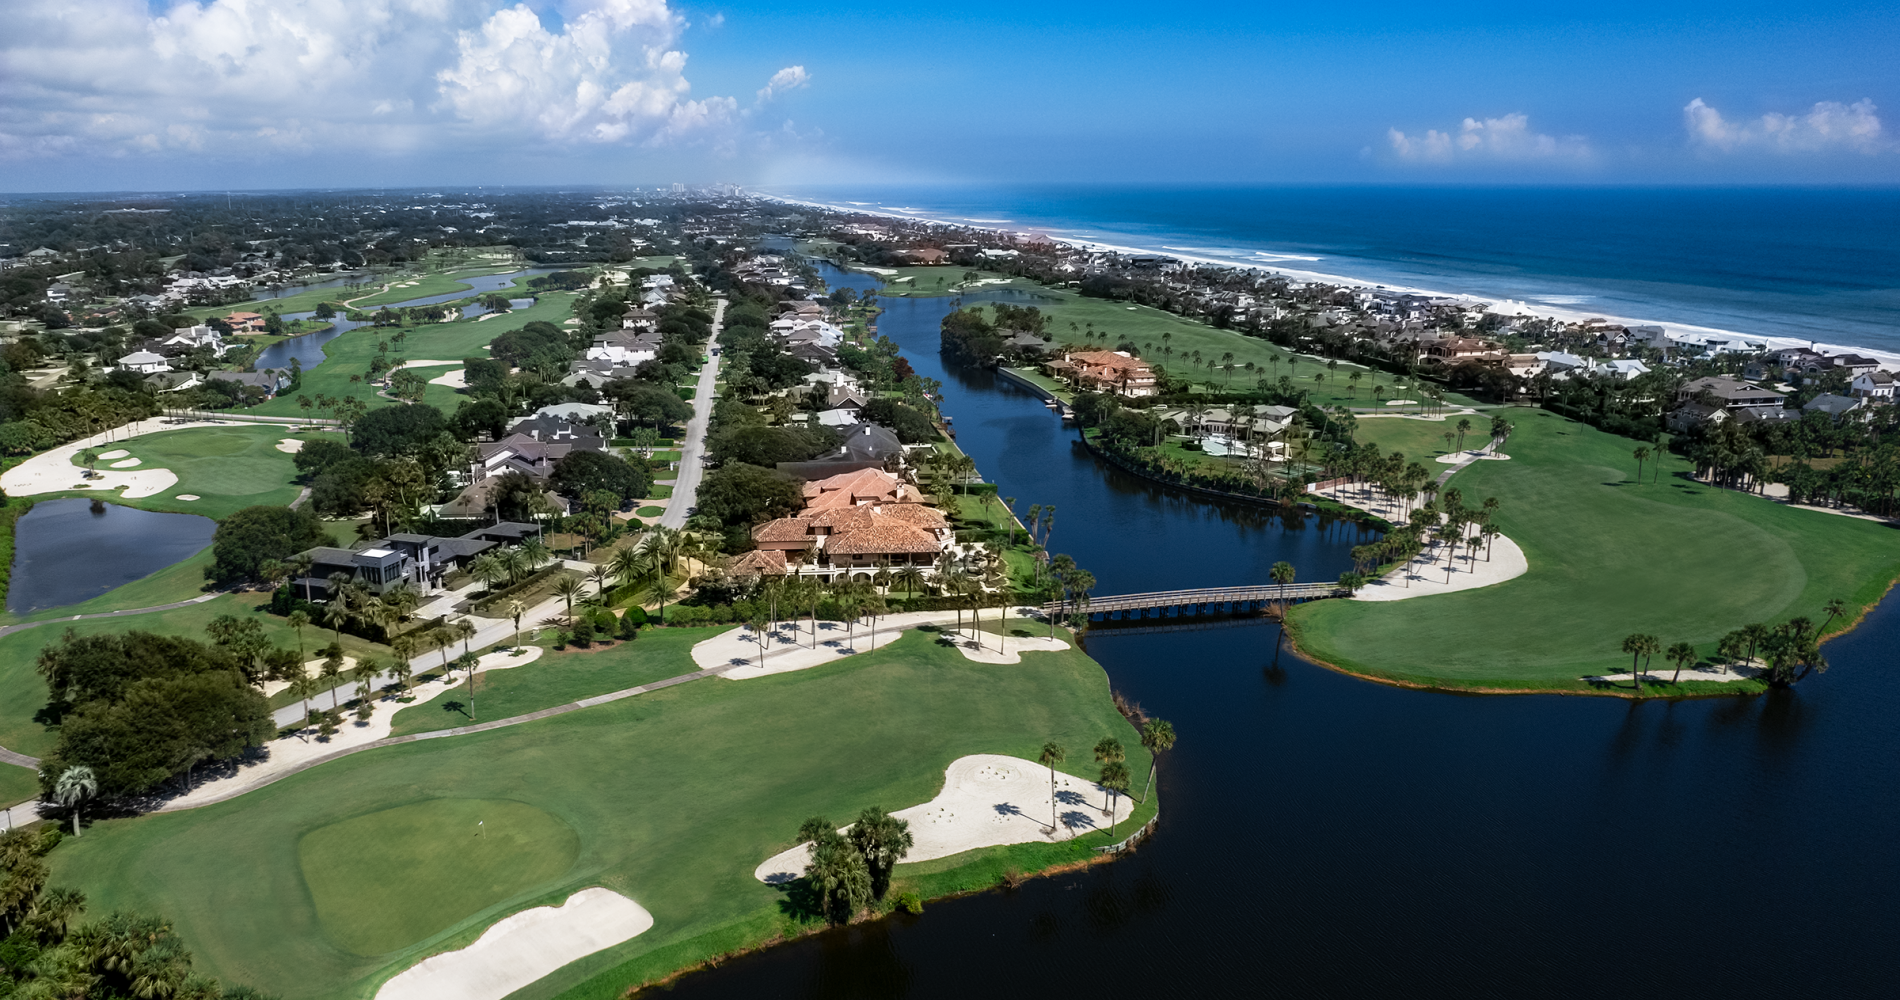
(746, 612, 771, 671)
(520, 537, 552, 574)
(1099, 761, 1131, 840)
(1455, 418, 1472, 451)
(320, 651, 344, 709)
(893, 565, 925, 599)
(288, 552, 315, 601)
(610, 546, 644, 591)
(323, 591, 350, 643)
(1138, 718, 1175, 804)
(497, 547, 527, 586)
(54, 766, 97, 836)
(508, 600, 526, 649)
(1092, 736, 1125, 816)
(287, 609, 310, 658)
(389, 656, 413, 695)
(352, 657, 381, 703)
(1632, 446, 1650, 482)
(1038, 741, 1066, 833)
(1621, 633, 1648, 689)
(469, 552, 506, 593)
(1666, 641, 1698, 684)
(454, 618, 477, 657)
(1820, 597, 1849, 634)
(589, 564, 613, 600)
(554, 574, 585, 619)
(1270, 560, 1296, 617)
(848, 806, 915, 901)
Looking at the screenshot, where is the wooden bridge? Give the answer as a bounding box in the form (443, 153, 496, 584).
(1042, 582, 1347, 619)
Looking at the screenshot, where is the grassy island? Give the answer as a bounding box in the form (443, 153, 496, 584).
(46, 629, 1153, 1000)
(1291, 407, 1900, 694)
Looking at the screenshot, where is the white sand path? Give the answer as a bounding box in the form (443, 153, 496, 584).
(161, 647, 542, 811)
(1316, 483, 1528, 600)
(693, 609, 1068, 679)
(428, 368, 467, 389)
(376, 888, 652, 1000)
(754, 754, 1132, 884)
(275, 438, 305, 454)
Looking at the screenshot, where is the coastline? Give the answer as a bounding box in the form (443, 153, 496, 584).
(760, 190, 1900, 369)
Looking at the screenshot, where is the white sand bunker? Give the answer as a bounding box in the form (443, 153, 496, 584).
(697, 612, 1070, 680)
(275, 438, 305, 453)
(1435, 450, 1511, 464)
(428, 369, 467, 389)
(388, 358, 461, 368)
(376, 888, 651, 1000)
(754, 754, 1126, 884)
(97, 450, 128, 460)
(109, 457, 141, 467)
(175, 494, 200, 501)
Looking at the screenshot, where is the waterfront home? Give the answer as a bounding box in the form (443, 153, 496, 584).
(223, 311, 265, 333)
(1676, 376, 1786, 409)
(289, 522, 543, 598)
(748, 502, 950, 583)
(1593, 359, 1651, 380)
(1804, 393, 1864, 420)
(1850, 370, 1895, 402)
(209, 369, 291, 395)
(164, 324, 229, 355)
(777, 423, 906, 479)
(1042, 350, 1157, 397)
(801, 467, 927, 510)
(1830, 354, 1881, 377)
(144, 371, 203, 393)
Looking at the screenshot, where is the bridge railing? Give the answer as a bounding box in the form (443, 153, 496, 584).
(1042, 582, 1347, 615)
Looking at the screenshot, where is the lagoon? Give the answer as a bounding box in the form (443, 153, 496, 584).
(7, 500, 215, 613)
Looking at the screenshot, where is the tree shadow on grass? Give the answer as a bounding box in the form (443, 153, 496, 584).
(441, 699, 469, 719)
(771, 875, 824, 921)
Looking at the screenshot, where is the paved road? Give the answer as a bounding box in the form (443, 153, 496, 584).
(0, 592, 222, 642)
(660, 298, 725, 530)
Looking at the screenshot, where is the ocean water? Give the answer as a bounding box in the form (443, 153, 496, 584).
(772, 185, 1900, 354)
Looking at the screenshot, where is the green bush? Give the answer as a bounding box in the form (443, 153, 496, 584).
(622, 605, 649, 627)
(895, 891, 923, 914)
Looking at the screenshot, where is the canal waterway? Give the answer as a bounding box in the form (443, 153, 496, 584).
(7, 500, 216, 613)
(660, 262, 1900, 998)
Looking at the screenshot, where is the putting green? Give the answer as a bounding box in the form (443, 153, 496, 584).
(298, 798, 578, 956)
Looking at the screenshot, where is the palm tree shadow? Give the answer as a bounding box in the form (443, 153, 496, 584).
(772, 876, 824, 920)
(441, 699, 469, 718)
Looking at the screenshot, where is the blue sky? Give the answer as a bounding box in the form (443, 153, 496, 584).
(3, 0, 1896, 191)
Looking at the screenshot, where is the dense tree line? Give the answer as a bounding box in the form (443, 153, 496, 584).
(35, 630, 274, 798)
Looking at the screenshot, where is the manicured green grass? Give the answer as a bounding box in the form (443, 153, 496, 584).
(187, 283, 382, 321)
(93, 425, 311, 518)
(1354, 415, 1486, 460)
(871, 266, 1007, 297)
(636, 506, 664, 517)
(0, 594, 388, 758)
(244, 291, 578, 421)
(299, 798, 580, 956)
(1289, 407, 1900, 691)
(346, 268, 514, 309)
(648, 485, 673, 499)
(388, 630, 705, 737)
(47, 629, 1148, 1000)
(0, 764, 38, 806)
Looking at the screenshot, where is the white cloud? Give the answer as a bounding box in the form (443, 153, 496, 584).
(756, 66, 810, 104)
(0, 0, 760, 162)
(1387, 113, 1590, 165)
(1684, 97, 1885, 155)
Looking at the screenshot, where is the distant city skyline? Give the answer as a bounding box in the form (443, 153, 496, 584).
(4, 0, 1896, 192)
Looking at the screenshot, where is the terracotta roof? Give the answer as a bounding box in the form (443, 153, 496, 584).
(730, 549, 788, 576)
(752, 517, 814, 543)
(824, 524, 942, 555)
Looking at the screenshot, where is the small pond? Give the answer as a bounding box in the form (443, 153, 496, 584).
(7, 499, 217, 613)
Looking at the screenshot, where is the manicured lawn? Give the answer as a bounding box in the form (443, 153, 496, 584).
(388, 629, 706, 737)
(635, 506, 664, 517)
(1289, 407, 1900, 691)
(345, 268, 515, 309)
(299, 798, 580, 956)
(187, 282, 385, 322)
(46, 629, 1150, 1000)
(0, 764, 37, 806)
(872, 266, 1009, 296)
(0, 594, 389, 758)
(85, 425, 313, 518)
(1354, 414, 1492, 460)
(648, 485, 673, 499)
(243, 292, 578, 420)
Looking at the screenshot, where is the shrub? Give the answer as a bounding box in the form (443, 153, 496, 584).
(895, 891, 923, 915)
(622, 605, 649, 627)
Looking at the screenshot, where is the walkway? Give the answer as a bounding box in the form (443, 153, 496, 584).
(1054, 583, 1345, 616)
(0, 591, 222, 643)
(660, 297, 725, 530)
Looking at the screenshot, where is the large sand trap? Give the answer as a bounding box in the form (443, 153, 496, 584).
(108, 457, 142, 467)
(96, 449, 128, 459)
(694, 610, 1068, 679)
(0, 417, 267, 499)
(1586, 662, 1764, 686)
(275, 438, 305, 453)
(755, 754, 1128, 883)
(1316, 482, 1527, 600)
(387, 359, 461, 368)
(428, 368, 467, 389)
(376, 888, 652, 1000)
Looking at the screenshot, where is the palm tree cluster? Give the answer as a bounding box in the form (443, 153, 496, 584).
(314, 574, 420, 644)
(1345, 488, 1503, 587)
(798, 807, 914, 924)
(465, 537, 555, 595)
(1622, 598, 1846, 690)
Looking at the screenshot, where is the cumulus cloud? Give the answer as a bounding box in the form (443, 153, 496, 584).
(0, 0, 770, 162)
(756, 66, 811, 104)
(1386, 113, 1590, 165)
(1684, 97, 1886, 155)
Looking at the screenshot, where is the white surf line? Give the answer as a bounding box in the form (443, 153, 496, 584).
(375, 888, 653, 1000)
(754, 192, 1900, 368)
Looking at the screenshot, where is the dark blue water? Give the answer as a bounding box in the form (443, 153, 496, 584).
(8, 499, 216, 612)
(660, 262, 1900, 999)
(777, 185, 1900, 354)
